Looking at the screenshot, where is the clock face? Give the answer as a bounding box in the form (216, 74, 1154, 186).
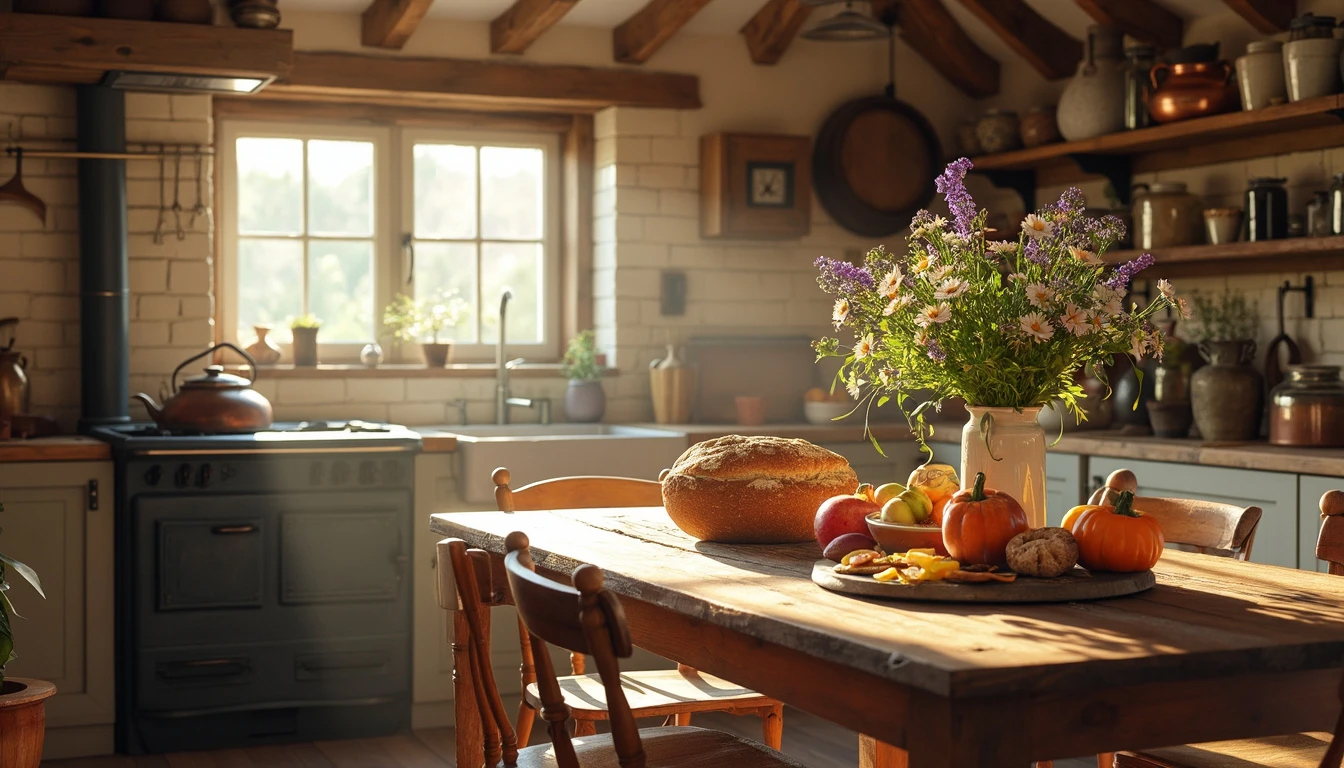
(747, 162, 793, 208)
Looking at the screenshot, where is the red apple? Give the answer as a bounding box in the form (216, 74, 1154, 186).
(814, 493, 881, 549)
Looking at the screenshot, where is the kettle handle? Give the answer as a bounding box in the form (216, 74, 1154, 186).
(171, 342, 258, 393)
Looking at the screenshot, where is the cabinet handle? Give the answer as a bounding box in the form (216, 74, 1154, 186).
(211, 524, 256, 535)
(87, 479, 99, 511)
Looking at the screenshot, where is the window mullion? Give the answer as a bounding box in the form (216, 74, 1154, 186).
(475, 145, 484, 346)
(301, 139, 310, 317)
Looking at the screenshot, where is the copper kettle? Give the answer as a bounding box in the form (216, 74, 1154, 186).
(0, 317, 29, 422)
(133, 343, 274, 433)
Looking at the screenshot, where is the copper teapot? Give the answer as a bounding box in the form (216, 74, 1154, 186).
(0, 317, 29, 422)
(133, 343, 273, 433)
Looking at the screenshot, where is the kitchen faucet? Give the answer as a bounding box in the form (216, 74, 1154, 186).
(495, 288, 550, 425)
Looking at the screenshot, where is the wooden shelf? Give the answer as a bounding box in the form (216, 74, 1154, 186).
(971, 95, 1344, 208)
(0, 13, 293, 86)
(1105, 235, 1344, 278)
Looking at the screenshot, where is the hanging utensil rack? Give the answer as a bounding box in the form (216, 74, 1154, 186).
(4, 144, 214, 161)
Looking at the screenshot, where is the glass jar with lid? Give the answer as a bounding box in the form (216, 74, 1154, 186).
(1288, 12, 1336, 40)
(1332, 172, 1344, 235)
(1269, 365, 1344, 446)
(1132, 182, 1203, 248)
(1123, 45, 1157, 130)
(1245, 177, 1289, 241)
(1308, 190, 1332, 237)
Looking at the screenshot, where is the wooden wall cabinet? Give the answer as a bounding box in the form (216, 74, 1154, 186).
(0, 460, 114, 760)
(700, 133, 811, 239)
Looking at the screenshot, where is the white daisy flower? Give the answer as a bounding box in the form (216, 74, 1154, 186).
(926, 264, 954, 283)
(1025, 283, 1055, 308)
(1006, 272, 1028, 284)
(846, 377, 865, 400)
(883, 294, 914, 316)
(1130, 331, 1148, 361)
(832, 298, 850, 328)
(934, 278, 970, 301)
(987, 241, 1018, 254)
(1087, 312, 1109, 333)
(1158, 279, 1176, 300)
(912, 252, 937, 274)
(1059, 303, 1090, 336)
(878, 368, 893, 388)
(877, 267, 903, 299)
(854, 333, 875, 359)
(1021, 213, 1053, 239)
(1070, 247, 1103, 266)
(914, 303, 952, 328)
(1093, 284, 1123, 316)
(1019, 312, 1054, 342)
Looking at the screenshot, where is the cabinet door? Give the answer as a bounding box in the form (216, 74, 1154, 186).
(820, 441, 922, 487)
(1087, 456, 1298, 568)
(0, 461, 114, 730)
(1299, 475, 1342, 572)
(1045, 453, 1084, 527)
(413, 454, 458, 711)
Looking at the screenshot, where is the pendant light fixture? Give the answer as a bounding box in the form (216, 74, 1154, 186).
(800, 0, 888, 42)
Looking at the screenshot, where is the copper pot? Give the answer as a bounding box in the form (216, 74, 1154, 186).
(0, 318, 29, 423)
(1149, 60, 1238, 123)
(1269, 365, 1344, 447)
(133, 343, 273, 433)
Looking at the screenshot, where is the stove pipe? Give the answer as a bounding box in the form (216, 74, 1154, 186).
(76, 86, 131, 428)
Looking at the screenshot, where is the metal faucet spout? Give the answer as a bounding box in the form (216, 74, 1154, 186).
(495, 288, 515, 424)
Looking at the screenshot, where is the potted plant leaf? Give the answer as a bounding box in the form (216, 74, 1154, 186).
(290, 314, 322, 367)
(0, 505, 54, 768)
(383, 292, 469, 368)
(561, 330, 605, 422)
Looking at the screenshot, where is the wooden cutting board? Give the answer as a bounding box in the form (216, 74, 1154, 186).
(812, 559, 1155, 603)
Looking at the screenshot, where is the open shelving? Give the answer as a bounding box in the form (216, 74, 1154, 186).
(1104, 235, 1344, 278)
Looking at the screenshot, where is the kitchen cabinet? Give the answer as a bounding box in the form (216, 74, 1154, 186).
(1299, 475, 1341, 572)
(1087, 456, 1299, 569)
(821, 440, 923, 487)
(0, 460, 114, 759)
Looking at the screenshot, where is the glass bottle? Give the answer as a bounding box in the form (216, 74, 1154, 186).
(1332, 173, 1344, 235)
(1245, 177, 1289, 241)
(1308, 191, 1332, 237)
(1123, 45, 1157, 130)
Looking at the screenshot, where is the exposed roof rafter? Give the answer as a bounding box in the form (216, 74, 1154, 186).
(360, 0, 435, 49)
(873, 0, 1000, 98)
(740, 0, 813, 66)
(491, 0, 582, 55)
(1074, 0, 1183, 51)
(1221, 0, 1293, 33)
(953, 0, 1081, 81)
(614, 0, 716, 65)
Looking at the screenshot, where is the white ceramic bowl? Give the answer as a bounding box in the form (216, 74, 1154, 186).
(804, 400, 852, 425)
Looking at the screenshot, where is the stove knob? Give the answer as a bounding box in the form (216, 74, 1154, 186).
(383, 460, 402, 484)
(174, 463, 191, 488)
(220, 464, 236, 482)
(144, 465, 163, 486)
(197, 463, 212, 488)
(358, 460, 377, 485)
(309, 462, 324, 486)
(331, 461, 350, 486)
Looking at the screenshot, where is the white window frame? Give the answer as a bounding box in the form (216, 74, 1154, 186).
(218, 120, 560, 364)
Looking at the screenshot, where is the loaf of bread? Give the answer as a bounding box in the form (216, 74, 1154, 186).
(661, 435, 859, 544)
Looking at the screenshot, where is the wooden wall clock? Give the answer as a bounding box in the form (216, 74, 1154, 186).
(700, 132, 811, 239)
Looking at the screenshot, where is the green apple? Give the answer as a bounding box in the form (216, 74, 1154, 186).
(873, 482, 908, 507)
(880, 498, 917, 525)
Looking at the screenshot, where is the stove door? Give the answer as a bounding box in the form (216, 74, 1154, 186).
(280, 511, 403, 605)
(158, 519, 265, 611)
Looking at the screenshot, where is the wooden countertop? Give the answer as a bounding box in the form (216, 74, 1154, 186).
(629, 422, 917, 445)
(415, 431, 459, 453)
(0, 436, 112, 462)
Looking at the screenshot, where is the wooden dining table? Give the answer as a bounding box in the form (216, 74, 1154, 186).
(431, 506, 1344, 768)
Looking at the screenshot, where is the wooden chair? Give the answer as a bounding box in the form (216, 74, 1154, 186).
(486, 467, 783, 746)
(1087, 469, 1263, 561)
(439, 530, 809, 768)
(1107, 489, 1344, 768)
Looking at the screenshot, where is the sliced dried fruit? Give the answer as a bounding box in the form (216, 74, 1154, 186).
(833, 563, 890, 575)
(873, 567, 904, 582)
(944, 570, 1018, 583)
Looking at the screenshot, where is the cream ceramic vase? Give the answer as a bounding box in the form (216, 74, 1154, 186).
(960, 406, 1047, 529)
(1056, 26, 1127, 141)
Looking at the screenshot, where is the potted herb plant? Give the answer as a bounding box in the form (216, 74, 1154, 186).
(813, 157, 1181, 527)
(1189, 290, 1262, 441)
(382, 293, 468, 368)
(561, 330, 604, 423)
(0, 505, 54, 768)
(290, 314, 322, 367)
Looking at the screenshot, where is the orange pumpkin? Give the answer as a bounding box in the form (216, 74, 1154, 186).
(1069, 490, 1165, 572)
(940, 472, 1030, 567)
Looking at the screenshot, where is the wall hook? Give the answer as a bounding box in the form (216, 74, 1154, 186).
(1280, 276, 1314, 319)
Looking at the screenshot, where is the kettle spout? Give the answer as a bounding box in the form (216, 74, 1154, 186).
(132, 393, 164, 424)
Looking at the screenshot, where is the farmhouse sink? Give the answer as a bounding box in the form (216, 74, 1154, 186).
(426, 424, 688, 504)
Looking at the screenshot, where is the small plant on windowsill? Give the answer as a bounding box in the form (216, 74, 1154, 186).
(561, 330, 605, 423)
(383, 292, 469, 369)
(0, 505, 55, 768)
(289, 314, 322, 367)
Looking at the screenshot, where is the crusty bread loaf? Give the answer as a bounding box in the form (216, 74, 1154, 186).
(661, 435, 858, 544)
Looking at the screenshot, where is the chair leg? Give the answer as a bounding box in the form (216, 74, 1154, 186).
(1098, 753, 1115, 768)
(761, 705, 784, 750)
(516, 701, 537, 749)
(574, 717, 598, 737)
(674, 712, 692, 726)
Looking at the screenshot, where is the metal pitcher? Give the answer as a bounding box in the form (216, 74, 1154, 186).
(0, 317, 29, 421)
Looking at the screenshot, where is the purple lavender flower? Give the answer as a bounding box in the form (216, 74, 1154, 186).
(1024, 238, 1049, 265)
(815, 255, 875, 295)
(1081, 213, 1127, 248)
(1105, 253, 1156, 290)
(925, 336, 947, 362)
(1047, 187, 1086, 220)
(934, 157, 977, 237)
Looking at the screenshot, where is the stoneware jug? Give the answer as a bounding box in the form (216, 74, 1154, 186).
(1057, 26, 1127, 141)
(1191, 340, 1263, 441)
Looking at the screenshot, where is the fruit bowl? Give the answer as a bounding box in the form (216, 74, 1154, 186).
(866, 513, 948, 556)
(804, 401, 852, 425)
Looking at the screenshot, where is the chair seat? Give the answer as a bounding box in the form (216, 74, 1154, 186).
(1116, 732, 1331, 768)
(524, 668, 775, 718)
(516, 725, 807, 768)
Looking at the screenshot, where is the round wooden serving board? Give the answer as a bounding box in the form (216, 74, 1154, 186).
(812, 560, 1155, 604)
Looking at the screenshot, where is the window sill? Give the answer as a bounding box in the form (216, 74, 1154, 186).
(224, 363, 620, 379)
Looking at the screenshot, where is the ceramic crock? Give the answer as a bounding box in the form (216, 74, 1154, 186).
(1133, 182, 1203, 248)
(1236, 40, 1287, 110)
(1057, 26, 1127, 141)
(961, 406, 1046, 529)
(1191, 340, 1263, 442)
(1284, 36, 1343, 101)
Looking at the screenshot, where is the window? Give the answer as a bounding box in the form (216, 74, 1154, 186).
(218, 120, 560, 362)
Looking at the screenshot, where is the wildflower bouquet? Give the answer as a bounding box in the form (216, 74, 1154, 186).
(814, 158, 1185, 450)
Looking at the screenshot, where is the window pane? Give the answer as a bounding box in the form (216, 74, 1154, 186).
(480, 242, 542, 344)
(237, 238, 303, 342)
(308, 140, 374, 237)
(414, 144, 476, 239)
(237, 138, 302, 235)
(480, 146, 543, 240)
(415, 241, 477, 343)
(308, 240, 375, 343)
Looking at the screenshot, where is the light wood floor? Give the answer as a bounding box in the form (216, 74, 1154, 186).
(42, 709, 1095, 767)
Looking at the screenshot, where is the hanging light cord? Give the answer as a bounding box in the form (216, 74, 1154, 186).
(884, 20, 897, 98)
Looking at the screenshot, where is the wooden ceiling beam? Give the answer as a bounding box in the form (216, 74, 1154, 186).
(873, 0, 999, 98)
(614, 0, 715, 65)
(1221, 0, 1293, 33)
(1074, 0, 1183, 52)
(491, 0, 581, 55)
(361, 0, 435, 49)
(952, 0, 1081, 81)
(740, 0, 813, 65)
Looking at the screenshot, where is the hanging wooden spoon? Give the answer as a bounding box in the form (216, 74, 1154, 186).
(0, 149, 47, 223)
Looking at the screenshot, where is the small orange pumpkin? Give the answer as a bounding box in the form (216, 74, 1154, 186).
(941, 472, 1030, 567)
(1069, 490, 1165, 572)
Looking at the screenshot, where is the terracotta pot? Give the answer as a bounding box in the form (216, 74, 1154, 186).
(1191, 340, 1264, 442)
(1020, 106, 1060, 148)
(1149, 60, 1238, 123)
(0, 678, 57, 768)
(734, 396, 766, 427)
(1057, 26, 1127, 141)
(565, 380, 606, 423)
(291, 327, 319, 367)
(421, 342, 451, 368)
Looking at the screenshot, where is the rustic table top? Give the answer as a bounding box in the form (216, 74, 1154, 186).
(431, 506, 1344, 700)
